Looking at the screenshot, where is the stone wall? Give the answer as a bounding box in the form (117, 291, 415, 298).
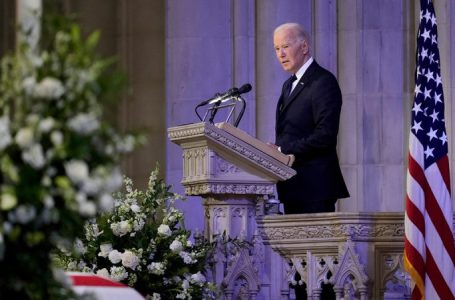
(10, 0, 455, 231)
(165, 0, 455, 232)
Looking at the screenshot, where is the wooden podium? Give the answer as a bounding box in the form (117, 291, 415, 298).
(168, 122, 295, 299)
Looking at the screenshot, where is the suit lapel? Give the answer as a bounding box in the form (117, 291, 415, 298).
(278, 62, 319, 116)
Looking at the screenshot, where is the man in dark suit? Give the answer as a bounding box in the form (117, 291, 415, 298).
(271, 23, 349, 215)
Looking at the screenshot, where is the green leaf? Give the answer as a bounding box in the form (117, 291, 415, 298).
(86, 31, 100, 50)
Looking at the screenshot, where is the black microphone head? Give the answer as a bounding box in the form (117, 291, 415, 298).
(228, 87, 239, 94)
(238, 83, 252, 94)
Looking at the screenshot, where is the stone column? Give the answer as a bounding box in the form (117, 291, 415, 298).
(337, 0, 408, 212)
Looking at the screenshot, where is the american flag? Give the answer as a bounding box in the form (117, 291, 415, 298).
(404, 0, 455, 299)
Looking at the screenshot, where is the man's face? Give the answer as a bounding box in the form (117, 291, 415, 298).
(273, 28, 308, 74)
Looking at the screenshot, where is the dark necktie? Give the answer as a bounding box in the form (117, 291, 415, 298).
(282, 74, 297, 108)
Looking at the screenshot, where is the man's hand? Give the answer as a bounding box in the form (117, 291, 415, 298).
(267, 143, 294, 166)
(287, 154, 295, 166)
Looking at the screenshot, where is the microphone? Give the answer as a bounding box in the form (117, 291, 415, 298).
(197, 83, 252, 106)
(235, 83, 252, 97)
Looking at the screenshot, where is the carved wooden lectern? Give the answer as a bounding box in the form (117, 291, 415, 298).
(168, 122, 295, 299)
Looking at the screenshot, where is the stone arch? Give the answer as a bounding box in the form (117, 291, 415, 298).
(331, 240, 369, 299)
(223, 248, 260, 299)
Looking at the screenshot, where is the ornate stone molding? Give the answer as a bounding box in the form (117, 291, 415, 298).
(167, 122, 207, 140)
(261, 222, 404, 241)
(185, 183, 274, 195)
(216, 156, 240, 174)
(204, 127, 294, 180)
(168, 122, 296, 182)
(258, 212, 406, 242)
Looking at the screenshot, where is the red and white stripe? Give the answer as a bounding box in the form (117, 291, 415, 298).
(405, 133, 455, 299)
(68, 272, 145, 300)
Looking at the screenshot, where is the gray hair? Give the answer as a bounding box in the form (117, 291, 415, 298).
(274, 23, 311, 47)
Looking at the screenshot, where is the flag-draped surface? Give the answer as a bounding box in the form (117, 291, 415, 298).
(404, 0, 455, 299)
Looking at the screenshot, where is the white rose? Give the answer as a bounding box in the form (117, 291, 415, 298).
(33, 77, 65, 99)
(82, 176, 102, 195)
(22, 76, 36, 95)
(68, 113, 99, 135)
(74, 238, 87, 255)
(121, 250, 140, 270)
(109, 266, 128, 282)
(179, 251, 196, 264)
(38, 117, 55, 133)
(182, 279, 190, 290)
(130, 204, 140, 213)
(119, 220, 132, 234)
(96, 268, 110, 278)
(133, 219, 145, 231)
(151, 293, 161, 300)
(75, 192, 87, 204)
(22, 144, 45, 169)
(43, 196, 54, 208)
(157, 224, 172, 237)
(98, 193, 114, 212)
(108, 250, 122, 264)
(170, 240, 183, 253)
(2, 222, 12, 234)
(77, 261, 87, 270)
(8, 205, 36, 224)
(90, 223, 102, 237)
(116, 135, 135, 153)
(78, 201, 96, 217)
(25, 114, 39, 125)
(98, 243, 113, 257)
(67, 261, 77, 270)
(105, 168, 123, 192)
(15, 127, 34, 148)
(147, 262, 165, 275)
(190, 272, 206, 285)
(110, 220, 132, 237)
(50, 131, 63, 146)
(0, 193, 17, 211)
(30, 54, 43, 67)
(64, 160, 89, 184)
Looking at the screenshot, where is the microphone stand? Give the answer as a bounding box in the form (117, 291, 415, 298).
(208, 99, 222, 124)
(195, 93, 221, 121)
(233, 96, 246, 127)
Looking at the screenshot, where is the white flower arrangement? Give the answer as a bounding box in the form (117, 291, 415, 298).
(0, 17, 140, 298)
(56, 168, 218, 299)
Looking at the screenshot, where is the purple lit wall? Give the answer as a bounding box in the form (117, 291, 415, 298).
(1, 0, 454, 234)
(165, 0, 455, 232)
